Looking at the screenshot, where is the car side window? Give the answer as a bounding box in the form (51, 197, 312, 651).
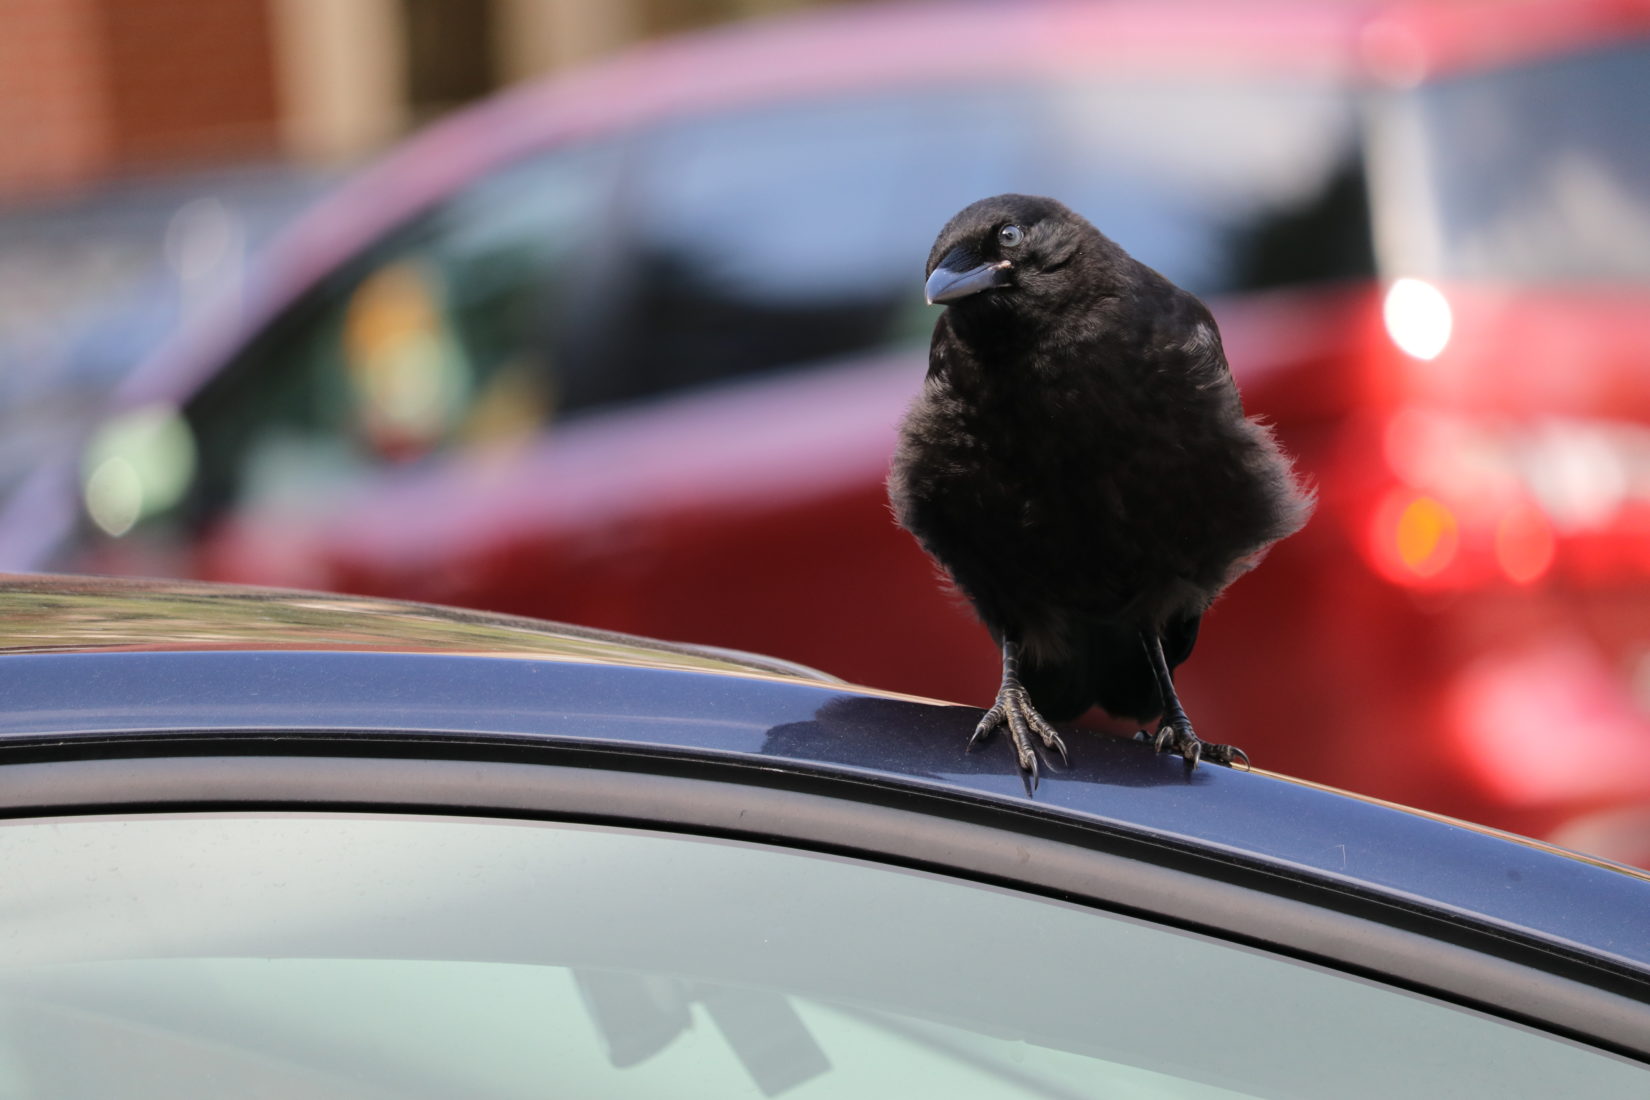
(80, 144, 622, 546)
(2, 812, 1645, 1099)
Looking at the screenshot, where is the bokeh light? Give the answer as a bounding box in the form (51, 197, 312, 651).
(1382, 278, 1453, 361)
(1370, 489, 1459, 582)
(81, 405, 197, 538)
(1494, 502, 1556, 585)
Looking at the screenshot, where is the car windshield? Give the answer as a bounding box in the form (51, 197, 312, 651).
(196, 73, 1368, 431)
(622, 77, 1366, 303)
(1375, 38, 1650, 282)
(0, 812, 1643, 1099)
(565, 76, 1365, 406)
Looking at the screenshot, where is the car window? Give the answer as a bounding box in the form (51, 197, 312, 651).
(171, 143, 622, 524)
(1375, 38, 1650, 281)
(619, 78, 1367, 352)
(69, 141, 623, 554)
(1, 812, 1642, 1099)
(73, 74, 1368, 555)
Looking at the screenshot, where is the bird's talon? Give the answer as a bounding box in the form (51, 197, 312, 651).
(1151, 720, 1250, 771)
(1202, 741, 1251, 770)
(1151, 721, 1209, 769)
(973, 675, 1063, 793)
(1047, 732, 1070, 766)
(1023, 708, 1068, 764)
(969, 706, 1004, 750)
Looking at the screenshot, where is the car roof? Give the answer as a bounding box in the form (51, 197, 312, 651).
(3, 572, 1648, 991)
(0, 572, 839, 679)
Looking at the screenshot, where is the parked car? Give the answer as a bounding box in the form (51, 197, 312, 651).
(3, 0, 1648, 858)
(0, 572, 1646, 1098)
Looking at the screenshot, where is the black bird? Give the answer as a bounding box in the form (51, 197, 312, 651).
(889, 194, 1313, 786)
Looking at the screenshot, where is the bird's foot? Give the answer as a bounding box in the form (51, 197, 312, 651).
(1151, 720, 1249, 770)
(970, 683, 1068, 790)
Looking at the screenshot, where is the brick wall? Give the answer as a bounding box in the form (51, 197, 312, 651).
(0, 0, 280, 198)
(101, 0, 280, 169)
(0, 0, 110, 196)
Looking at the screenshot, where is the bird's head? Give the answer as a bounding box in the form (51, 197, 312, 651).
(924, 194, 1112, 313)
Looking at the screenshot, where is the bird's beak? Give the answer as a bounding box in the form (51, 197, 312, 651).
(925, 255, 1011, 305)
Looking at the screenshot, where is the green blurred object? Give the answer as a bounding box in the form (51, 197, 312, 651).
(80, 405, 197, 538)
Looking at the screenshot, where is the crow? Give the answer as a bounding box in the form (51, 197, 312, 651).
(889, 194, 1313, 787)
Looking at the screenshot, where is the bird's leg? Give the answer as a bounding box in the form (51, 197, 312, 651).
(1140, 630, 1249, 770)
(970, 639, 1069, 789)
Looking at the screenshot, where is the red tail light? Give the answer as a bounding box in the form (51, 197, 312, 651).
(1359, 408, 1650, 590)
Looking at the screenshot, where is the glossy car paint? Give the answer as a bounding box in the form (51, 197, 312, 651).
(1, 574, 1648, 1064)
(8, 0, 1650, 856)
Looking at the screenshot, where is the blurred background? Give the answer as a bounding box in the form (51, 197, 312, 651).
(2, 0, 1649, 865)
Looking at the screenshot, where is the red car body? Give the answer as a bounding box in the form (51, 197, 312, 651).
(17, 0, 1650, 859)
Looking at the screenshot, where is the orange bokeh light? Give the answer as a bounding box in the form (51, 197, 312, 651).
(1394, 494, 1458, 576)
(1369, 490, 1459, 583)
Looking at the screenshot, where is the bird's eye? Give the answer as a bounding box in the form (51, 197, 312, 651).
(998, 224, 1025, 248)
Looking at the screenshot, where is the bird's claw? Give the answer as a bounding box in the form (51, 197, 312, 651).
(1151, 721, 1248, 770)
(967, 706, 1004, 752)
(971, 685, 1068, 791)
(1204, 741, 1251, 770)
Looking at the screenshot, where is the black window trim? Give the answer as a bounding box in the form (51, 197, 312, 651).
(0, 732, 1646, 1065)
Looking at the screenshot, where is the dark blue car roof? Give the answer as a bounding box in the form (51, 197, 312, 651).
(2, 573, 1647, 984)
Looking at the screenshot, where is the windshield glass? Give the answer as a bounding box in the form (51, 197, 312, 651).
(1377, 39, 1650, 281)
(613, 77, 1366, 374)
(0, 813, 1642, 1099)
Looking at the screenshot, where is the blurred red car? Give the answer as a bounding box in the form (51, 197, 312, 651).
(7, 0, 1650, 859)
